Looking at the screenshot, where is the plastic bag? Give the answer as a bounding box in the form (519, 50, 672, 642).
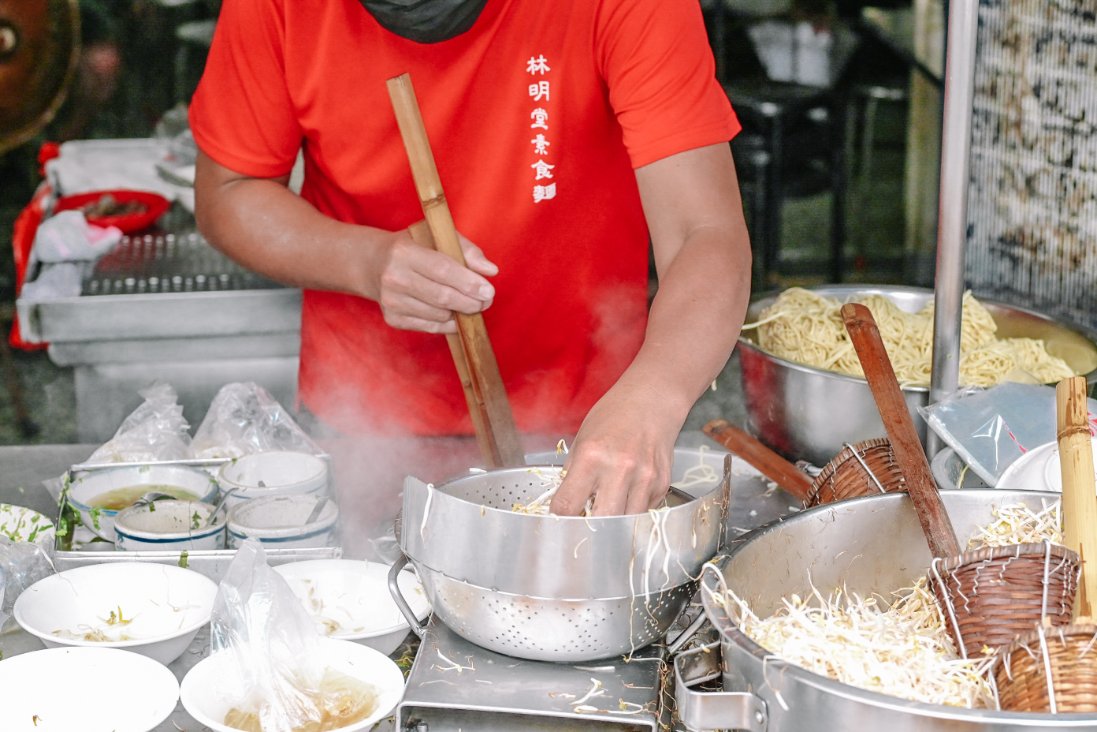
(210, 541, 332, 732)
(0, 537, 55, 629)
(84, 382, 192, 464)
(920, 382, 1097, 487)
(191, 382, 322, 459)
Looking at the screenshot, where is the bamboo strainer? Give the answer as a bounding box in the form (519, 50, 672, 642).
(806, 437, 905, 507)
(928, 541, 1081, 659)
(995, 622, 1097, 713)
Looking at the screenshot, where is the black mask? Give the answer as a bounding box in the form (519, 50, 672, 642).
(359, 0, 488, 43)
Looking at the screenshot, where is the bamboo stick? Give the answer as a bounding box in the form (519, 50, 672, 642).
(387, 72, 524, 468)
(1056, 376, 1097, 618)
(842, 303, 961, 558)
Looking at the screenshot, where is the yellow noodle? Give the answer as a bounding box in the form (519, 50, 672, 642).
(748, 288, 1074, 388)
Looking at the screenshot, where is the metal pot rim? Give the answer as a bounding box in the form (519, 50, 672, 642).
(701, 489, 1093, 724)
(738, 283, 1097, 387)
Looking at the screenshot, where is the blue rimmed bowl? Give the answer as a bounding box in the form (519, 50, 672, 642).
(67, 464, 220, 541)
(114, 499, 226, 551)
(226, 494, 338, 549)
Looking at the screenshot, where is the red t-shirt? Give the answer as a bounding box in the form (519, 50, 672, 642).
(190, 0, 739, 437)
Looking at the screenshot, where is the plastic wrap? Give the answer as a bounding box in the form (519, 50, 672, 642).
(0, 537, 54, 630)
(209, 541, 332, 732)
(84, 382, 192, 464)
(191, 382, 322, 459)
(920, 382, 1097, 487)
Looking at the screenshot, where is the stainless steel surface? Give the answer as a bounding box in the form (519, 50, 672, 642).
(16, 227, 303, 443)
(928, 0, 980, 457)
(688, 489, 1095, 730)
(400, 457, 727, 662)
(738, 284, 1097, 465)
(931, 446, 992, 491)
(0, 437, 797, 731)
(397, 619, 665, 731)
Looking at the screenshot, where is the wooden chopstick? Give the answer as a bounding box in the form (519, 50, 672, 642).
(387, 73, 524, 468)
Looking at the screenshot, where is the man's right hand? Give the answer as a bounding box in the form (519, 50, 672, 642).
(195, 150, 498, 335)
(371, 227, 498, 334)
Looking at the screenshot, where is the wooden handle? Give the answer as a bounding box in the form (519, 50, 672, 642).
(407, 221, 496, 465)
(842, 302, 961, 558)
(387, 73, 524, 468)
(1056, 376, 1097, 618)
(703, 419, 814, 504)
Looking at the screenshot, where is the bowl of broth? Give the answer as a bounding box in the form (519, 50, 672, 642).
(67, 464, 219, 542)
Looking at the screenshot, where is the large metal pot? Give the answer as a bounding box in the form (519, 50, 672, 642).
(674, 489, 1096, 730)
(393, 452, 729, 663)
(738, 285, 1097, 465)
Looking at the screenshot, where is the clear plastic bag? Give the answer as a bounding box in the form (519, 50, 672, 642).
(191, 382, 322, 459)
(920, 382, 1097, 486)
(84, 382, 192, 464)
(210, 541, 344, 732)
(0, 537, 55, 630)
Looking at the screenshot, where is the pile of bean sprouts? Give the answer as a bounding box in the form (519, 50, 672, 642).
(707, 502, 1062, 709)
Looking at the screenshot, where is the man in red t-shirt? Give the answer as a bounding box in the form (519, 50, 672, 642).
(190, 0, 751, 516)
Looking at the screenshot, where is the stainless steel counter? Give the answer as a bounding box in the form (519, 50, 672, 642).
(0, 436, 797, 731)
(16, 225, 301, 443)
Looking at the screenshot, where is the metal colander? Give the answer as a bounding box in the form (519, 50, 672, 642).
(393, 459, 729, 662)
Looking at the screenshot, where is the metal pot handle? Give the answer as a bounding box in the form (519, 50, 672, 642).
(674, 641, 768, 732)
(387, 553, 427, 639)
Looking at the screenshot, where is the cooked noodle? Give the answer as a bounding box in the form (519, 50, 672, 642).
(745, 288, 1074, 388)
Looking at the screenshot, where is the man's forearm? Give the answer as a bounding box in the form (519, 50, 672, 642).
(619, 224, 751, 424)
(194, 153, 386, 298)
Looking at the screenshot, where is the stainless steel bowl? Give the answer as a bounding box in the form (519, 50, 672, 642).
(676, 489, 1094, 731)
(738, 284, 1097, 465)
(395, 460, 728, 662)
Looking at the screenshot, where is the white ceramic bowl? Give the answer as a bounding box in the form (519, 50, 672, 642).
(114, 499, 226, 551)
(0, 503, 55, 550)
(14, 562, 218, 665)
(218, 450, 329, 508)
(180, 637, 405, 732)
(67, 464, 219, 541)
(274, 559, 431, 655)
(227, 494, 339, 549)
(995, 436, 1097, 493)
(0, 646, 179, 732)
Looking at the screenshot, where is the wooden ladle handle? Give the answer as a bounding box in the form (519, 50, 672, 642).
(841, 302, 961, 558)
(703, 419, 815, 504)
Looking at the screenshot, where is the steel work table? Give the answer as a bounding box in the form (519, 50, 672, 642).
(0, 436, 795, 731)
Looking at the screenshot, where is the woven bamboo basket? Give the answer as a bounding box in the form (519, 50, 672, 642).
(995, 622, 1097, 713)
(928, 542, 1080, 658)
(806, 438, 906, 507)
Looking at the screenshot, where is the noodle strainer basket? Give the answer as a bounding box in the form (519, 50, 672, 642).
(390, 460, 729, 662)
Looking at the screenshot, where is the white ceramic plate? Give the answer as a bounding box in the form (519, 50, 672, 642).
(180, 637, 405, 732)
(0, 646, 179, 731)
(996, 436, 1097, 493)
(0, 503, 55, 550)
(14, 562, 218, 665)
(275, 559, 430, 654)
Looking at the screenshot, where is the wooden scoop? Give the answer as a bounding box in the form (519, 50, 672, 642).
(842, 303, 961, 558)
(1056, 376, 1097, 618)
(703, 418, 814, 504)
(387, 72, 524, 468)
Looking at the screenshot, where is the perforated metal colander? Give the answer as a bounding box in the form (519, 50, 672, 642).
(392, 457, 729, 662)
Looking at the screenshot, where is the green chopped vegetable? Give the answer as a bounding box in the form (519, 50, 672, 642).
(178, 550, 189, 569)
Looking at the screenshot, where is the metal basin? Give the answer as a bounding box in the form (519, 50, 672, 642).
(397, 459, 728, 662)
(738, 284, 1097, 465)
(676, 489, 1095, 730)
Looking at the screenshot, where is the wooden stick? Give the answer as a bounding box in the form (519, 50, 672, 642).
(842, 302, 961, 558)
(1056, 376, 1097, 618)
(407, 221, 496, 465)
(703, 418, 814, 504)
(387, 73, 524, 468)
